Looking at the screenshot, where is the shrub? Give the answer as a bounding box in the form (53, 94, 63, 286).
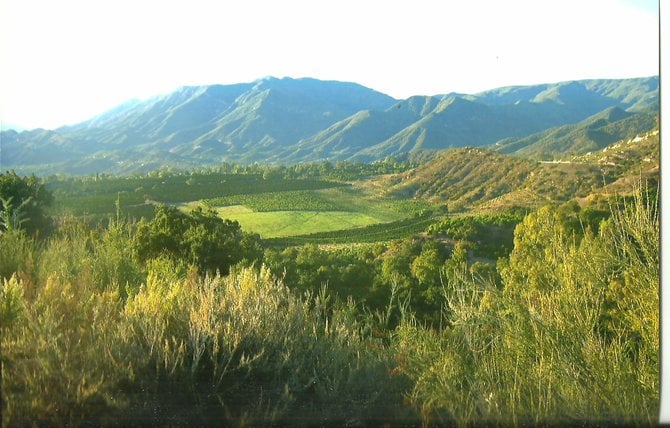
(0, 171, 53, 236)
(123, 265, 408, 424)
(394, 184, 659, 425)
(135, 205, 262, 275)
(1, 274, 138, 425)
(0, 229, 35, 280)
(2, 252, 411, 425)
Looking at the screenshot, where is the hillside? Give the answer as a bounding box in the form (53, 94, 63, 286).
(493, 106, 658, 159)
(574, 129, 659, 201)
(2, 77, 397, 172)
(386, 148, 536, 210)
(468, 76, 658, 111)
(1, 76, 658, 174)
(387, 127, 659, 211)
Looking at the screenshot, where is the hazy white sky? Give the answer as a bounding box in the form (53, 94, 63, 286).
(0, 0, 659, 130)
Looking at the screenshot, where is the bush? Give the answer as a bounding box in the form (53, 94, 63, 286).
(135, 205, 262, 275)
(0, 229, 35, 280)
(1, 274, 138, 425)
(394, 184, 659, 425)
(1, 238, 411, 425)
(0, 171, 53, 236)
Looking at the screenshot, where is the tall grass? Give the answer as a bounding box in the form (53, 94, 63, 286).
(394, 184, 659, 425)
(124, 263, 407, 424)
(1, 214, 409, 425)
(1, 273, 137, 425)
(1, 184, 658, 426)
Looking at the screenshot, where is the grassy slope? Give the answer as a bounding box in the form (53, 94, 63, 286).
(204, 187, 418, 238)
(218, 210, 382, 238)
(385, 129, 659, 212)
(386, 148, 536, 209)
(167, 182, 425, 239)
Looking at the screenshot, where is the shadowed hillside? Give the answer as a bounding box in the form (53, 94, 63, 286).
(1, 76, 658, 174)
(493, 107, 658, 159)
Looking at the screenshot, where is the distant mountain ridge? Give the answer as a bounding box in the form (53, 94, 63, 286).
(1, 75, 658, 174)
(493, 105, 659, 159)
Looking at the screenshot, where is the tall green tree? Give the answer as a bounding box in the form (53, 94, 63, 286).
(0, 171, 53, 235)
(135, 205, 262, 274)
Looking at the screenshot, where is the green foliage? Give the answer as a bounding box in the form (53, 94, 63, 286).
(35, 217, 93, 285)
(0, 165, 659, 425)
(124, 265, 401, 424)
(2, 273, 137, 425)
(501, 205, 574, 294)
(47, 172, 343, 222)
(374, 238, 452, 326)
(0, 229, 35, 280)
(429, 216, 477, 240)
(269, 216, 436, 246)
(1, 275, 24, 328)
(0, 170, 53, 235)
(277, 157, 416, 181)
(410, 243, 443, 288)
(428, 211, 524, 258)
(208, 190, 344, 212)
(135, 205, 262, 275)
(394, 184, 659, 425)
(377, 238, 422, 291)
(264, 244, 377, 305)
(89, 214, 145, 298)
(1, 249, 409, 424)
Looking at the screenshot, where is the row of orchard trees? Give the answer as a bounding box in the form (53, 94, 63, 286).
(0, 170, 660, 425)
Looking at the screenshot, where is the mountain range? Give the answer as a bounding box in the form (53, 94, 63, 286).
(1, 75, 658, 174)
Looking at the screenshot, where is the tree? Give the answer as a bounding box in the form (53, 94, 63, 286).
(410, 244, 443, 289)
(0, 171, 53, 235)
(135, 205, 261, 274)
(498, 205, 573, 296)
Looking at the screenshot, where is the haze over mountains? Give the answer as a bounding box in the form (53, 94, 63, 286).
(1, 76, 658, 174)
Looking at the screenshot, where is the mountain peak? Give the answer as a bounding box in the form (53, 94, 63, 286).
(2, 76, 658, 174)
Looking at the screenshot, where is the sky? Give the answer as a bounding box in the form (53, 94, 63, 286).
(0, 0, 660, 131)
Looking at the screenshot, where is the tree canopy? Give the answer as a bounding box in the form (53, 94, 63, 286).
(135, 205, 262, 275)
(0, 171, 53, 235)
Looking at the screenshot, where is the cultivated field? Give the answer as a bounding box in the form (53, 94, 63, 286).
(48, 172, 439, 242)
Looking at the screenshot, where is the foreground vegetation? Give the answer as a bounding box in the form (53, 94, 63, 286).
(0, 168, 659, 425)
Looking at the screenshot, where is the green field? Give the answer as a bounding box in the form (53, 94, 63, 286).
(215, 207, 382, 238)
(182, 187, 428, 239)
(267, 215, 438, 246)
(49, 172, 440, 240)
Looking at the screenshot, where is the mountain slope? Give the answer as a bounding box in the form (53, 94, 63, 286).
(387, 127, 659, 210)
(270, 95, 440, 163)
(354, 96, 575, 160)
(386, 148, 537, 209)
(466, 76, 658, 111)
(308, 77, 659, 162)
(1, 76, 658, 174)
(493, 106, 658, 159)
